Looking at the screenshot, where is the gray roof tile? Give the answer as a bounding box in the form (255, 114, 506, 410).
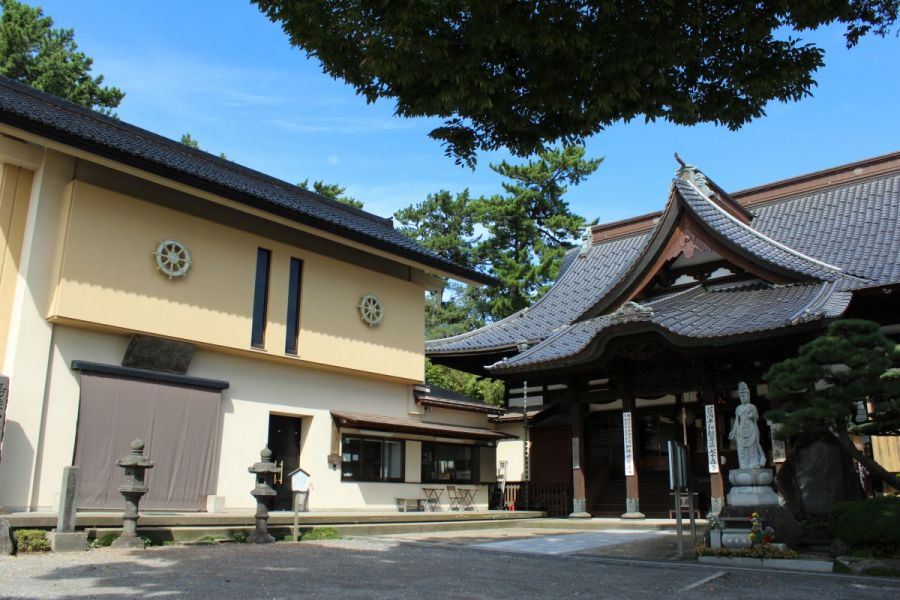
(429, 167, 899, 357)
(0, 77, 493, 285)
(489, 281, 852, 373)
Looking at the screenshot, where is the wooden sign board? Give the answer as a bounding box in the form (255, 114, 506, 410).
(704, 404, 720, 474)
(622, 411, 635, 477)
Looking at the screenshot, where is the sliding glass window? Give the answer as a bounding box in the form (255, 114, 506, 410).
(421, 442, 474, 484)
(285, 258, 303, 355)
(341, 436, 404, 482)
(250, 248, 271, 348)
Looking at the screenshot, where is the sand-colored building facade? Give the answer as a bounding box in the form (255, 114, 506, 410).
(0, 78, 506, 513)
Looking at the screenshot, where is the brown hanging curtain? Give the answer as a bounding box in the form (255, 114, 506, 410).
(73, 371, 222, 511)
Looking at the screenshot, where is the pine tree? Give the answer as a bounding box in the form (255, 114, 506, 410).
(475, 145, 599, 318)
(765, 319, 900, 489)
(0, 0, 124, 114)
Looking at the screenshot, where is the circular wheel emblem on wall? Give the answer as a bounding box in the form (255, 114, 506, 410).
(154, 239, 191, 279)
(358, 293, 384, 327)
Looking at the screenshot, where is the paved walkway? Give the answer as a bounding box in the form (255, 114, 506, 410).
(379, 526, 693, 560)
(1, 538, 896, 599)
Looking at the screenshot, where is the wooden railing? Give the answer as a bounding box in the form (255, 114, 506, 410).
(489, 481, 571, 516)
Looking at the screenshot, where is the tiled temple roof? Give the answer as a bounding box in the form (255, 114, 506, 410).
(488, 281, 852, 374)
(427, 162, 900, 362)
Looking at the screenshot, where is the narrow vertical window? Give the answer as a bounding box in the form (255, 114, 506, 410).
(251, 248, 271, 348)
(285, 258, 303, 355)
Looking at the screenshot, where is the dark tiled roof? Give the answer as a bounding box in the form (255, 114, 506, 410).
(673, 178, 858, 284)
(414, 385, 506, 414)
(489, 281, 852, 373)
(750, 172, 900, 287)
(428, 166, 900, 357)
(0, 77, 493, 285)
(425, 232, 649, 354)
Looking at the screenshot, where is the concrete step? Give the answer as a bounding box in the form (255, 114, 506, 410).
(5, 509, 545, 529)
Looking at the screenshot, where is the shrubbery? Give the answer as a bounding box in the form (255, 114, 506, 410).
(302, 527, 340, 541)
(831, 495, 900, 558)
(14, 529, 50, 553)
(695, 544, 798, 559)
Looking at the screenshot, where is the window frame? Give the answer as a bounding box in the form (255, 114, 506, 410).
(420, 441, 476, 484)
(250, 247, 272, 349)
(285, 257, 304, 355)
(340, 435, 406, 483)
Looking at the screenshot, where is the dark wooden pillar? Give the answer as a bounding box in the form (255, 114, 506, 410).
(569, 385, 590, 518)
(701, 386, 726, 514)
(621, 396, 644, 519)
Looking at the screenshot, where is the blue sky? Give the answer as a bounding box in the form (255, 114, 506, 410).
(24, 1, 900, 224)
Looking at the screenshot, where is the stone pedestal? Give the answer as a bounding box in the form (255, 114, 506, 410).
(726, 468, 780, 506)
(621, 498, 645, 520)
(50, 466, 86, 552)
(48, 531, 88, 553)
(0, 519, 12, 555)
(721, 529, 752, 549)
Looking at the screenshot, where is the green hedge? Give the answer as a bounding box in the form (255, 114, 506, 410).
(832, 495, 900, 558)
(15, 529, 50, 553)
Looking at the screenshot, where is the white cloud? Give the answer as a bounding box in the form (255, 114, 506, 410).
(326, 155, 340, 166)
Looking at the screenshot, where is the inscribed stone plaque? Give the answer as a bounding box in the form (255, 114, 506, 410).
(0, 375, 8, 464)
(622, 411, 635, 477)
(705, 404, 720, 473)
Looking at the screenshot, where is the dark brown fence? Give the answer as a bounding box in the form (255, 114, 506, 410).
(489, 481, 571, 516)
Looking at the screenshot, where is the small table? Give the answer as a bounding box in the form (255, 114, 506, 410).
(422, 487, 444, 512)
(456, 487, 477, 511)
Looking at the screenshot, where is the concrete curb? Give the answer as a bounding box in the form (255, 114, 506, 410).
(698, 555, 833, 573)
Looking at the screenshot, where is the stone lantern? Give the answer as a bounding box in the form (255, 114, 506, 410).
(247, 446, 279, 543)
(112, 438, 154, 549)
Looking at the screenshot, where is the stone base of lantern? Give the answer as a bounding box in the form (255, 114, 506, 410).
(48, 531, 87, 552)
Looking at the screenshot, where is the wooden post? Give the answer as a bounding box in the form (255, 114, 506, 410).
(621, 396, 644, 519)
(702, 386, 726, 514)
(569, 385, 591, 518)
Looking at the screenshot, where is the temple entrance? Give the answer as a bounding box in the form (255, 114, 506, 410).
(267, 414, 303, 511)
(585, 406, 712, 517)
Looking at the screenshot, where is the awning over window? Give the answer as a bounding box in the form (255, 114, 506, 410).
(331, 410, 516, 441)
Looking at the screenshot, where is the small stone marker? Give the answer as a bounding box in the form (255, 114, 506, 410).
(47, 466, 87, 552)
(0, 519, 12, 555)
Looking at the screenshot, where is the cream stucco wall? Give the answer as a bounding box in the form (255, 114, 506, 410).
(0, 164, 34, 366)
(0, 150, 75, 511)
(51, 180, 425, 383)
(496, 422, 529, 481)
(31, 326, 492, 511)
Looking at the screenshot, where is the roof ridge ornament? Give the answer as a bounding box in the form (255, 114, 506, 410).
(673, 153, 715, 198)
(579, 226, 592, 256)
(609, 301, 654, 320)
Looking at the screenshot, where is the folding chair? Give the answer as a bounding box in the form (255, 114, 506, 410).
(446, 485, 462, 511)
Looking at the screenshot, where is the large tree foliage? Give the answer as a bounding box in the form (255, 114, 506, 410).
(475, 145, 599, 318)
(253, 0, 899, 166)
(396, 145, 599, 403)
(0, 0, 123, 114)
(765, 320, 900, 489)
(395, 189, 480, 271)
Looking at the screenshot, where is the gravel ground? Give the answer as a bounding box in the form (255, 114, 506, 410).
(0, 537, 898, 599)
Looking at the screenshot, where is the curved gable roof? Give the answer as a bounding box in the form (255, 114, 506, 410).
(428, 161, 899, 363)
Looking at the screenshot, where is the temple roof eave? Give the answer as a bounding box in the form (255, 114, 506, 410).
(487, 281, 853, 375)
